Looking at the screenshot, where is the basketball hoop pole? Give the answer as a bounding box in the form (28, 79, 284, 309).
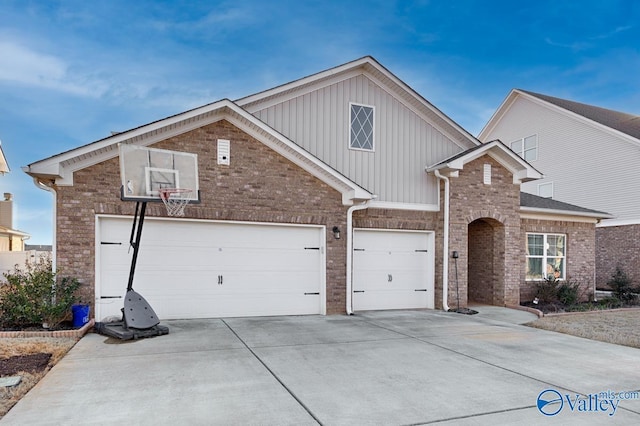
(127, 201, 147, 292)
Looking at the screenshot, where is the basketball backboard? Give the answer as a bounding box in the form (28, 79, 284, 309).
(119, 144, 199, 202)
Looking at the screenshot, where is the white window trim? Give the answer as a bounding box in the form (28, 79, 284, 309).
(510, 134, 538, 162)
(538, 181, 553, 198)
(526, 232, 567, 281)
(349, 102, 375, 152)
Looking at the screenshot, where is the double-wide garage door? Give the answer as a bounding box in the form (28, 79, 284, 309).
(96, 217, 324, 320)
(353, 229, 434, 311)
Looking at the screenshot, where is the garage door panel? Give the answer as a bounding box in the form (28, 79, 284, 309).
(353, 229, 434, 311)
(353, 289, 429, 311)
(97, 217, 324, 320)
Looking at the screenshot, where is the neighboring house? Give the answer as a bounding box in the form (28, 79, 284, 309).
(479, 89, 637, 288)
(0, 193, 30, 251)
(23, 57, 608, 321)
(0, 140, 9, 175)
(0, 144, 36, 274)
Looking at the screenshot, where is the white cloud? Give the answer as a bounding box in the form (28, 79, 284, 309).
(0, 40, 106, 96)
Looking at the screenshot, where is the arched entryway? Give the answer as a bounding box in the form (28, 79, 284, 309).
(468, 218, 505, 305)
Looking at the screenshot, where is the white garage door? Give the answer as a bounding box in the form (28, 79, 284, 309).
(353, 229, 434, 311)
(96, 217, 325, 320)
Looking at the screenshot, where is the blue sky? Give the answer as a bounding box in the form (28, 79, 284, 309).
(1, 0, 639, 245)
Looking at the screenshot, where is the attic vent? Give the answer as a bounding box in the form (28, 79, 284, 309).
(217, 139, 230, 165)
(483, 164, 491, 185)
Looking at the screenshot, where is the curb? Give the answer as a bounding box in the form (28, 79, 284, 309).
(507, 304, 544, 318)
(0, 319, 95, 339)
(542, 306, 640, 317)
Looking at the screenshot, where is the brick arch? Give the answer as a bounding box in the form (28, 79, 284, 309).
(465, 210, 509, 226)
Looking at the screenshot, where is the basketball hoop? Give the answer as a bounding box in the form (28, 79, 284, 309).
(159, 188, 192, 216)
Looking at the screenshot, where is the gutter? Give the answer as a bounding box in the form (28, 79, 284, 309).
(433, 170, 451, 311)
(346, 200, 372, 315)
(32, 178, 57, 271)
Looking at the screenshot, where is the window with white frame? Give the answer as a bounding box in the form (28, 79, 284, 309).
(538, 182, 553, 198)
(349, 103, 374, 151)
(511, 135, 537, 161)
(526, 233, 566, 280)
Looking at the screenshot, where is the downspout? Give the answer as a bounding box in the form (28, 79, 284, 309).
(346, 200, 372, 315)
(434, 170, 451, 311)
(33, 178, 57, 271)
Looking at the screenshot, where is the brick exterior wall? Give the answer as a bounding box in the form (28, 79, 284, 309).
(520, 218, 596, 302)
(54, 120, 348, 315)
(448, 157, 522, 307)
(596, 225, 640, 290)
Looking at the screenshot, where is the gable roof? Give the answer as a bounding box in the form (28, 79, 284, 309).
(426, 139, 542, 184)
(479, 89, 640, 146)
(0, 141, 9, 175)
(23, 99, 372, 206)
(520, 192, 612, 219)
(519, 90, 640, 140)
(237, 56, 480, 151)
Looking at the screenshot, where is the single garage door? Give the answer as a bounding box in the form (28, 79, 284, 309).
(353, 229, 434, 311)
(96, 217, 325, 320)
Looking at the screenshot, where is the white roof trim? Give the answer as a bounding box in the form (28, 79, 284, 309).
(426, 140, 542, 184)
(367, 200, 439, 212)
(24, 99, 372, 205)
(597, 218, 640, 227)
(520, 209, 603, 223)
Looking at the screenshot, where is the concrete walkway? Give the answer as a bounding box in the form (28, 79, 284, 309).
(2, 307, 640, 425)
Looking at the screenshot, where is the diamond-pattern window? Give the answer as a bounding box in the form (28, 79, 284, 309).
(350, 104, 374, 151)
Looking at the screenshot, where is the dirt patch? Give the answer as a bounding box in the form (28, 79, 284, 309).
(0, 353, 52, 376)
(0, 337, 78, 419)
(526, 309, 640, 349)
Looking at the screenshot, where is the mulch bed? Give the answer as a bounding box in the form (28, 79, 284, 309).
(0, 353, 52, 376)
(0, 321, 75, 332)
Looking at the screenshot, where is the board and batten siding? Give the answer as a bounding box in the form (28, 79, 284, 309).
(483, 97, 640, 222)
(251, 74, 462, 206)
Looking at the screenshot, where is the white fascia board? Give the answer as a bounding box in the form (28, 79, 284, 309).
(368, 200, 439, 212)
(429, 141, 542, 183)
(484, 151, 543, 183)
(597, 218, 640, 227)
(520, 208, 609, 222)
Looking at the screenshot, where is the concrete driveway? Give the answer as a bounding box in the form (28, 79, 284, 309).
(3, 307, 640, 425)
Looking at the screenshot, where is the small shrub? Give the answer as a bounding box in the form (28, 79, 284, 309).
(597, 296, 624, 310)
(535, 275, 559, 303)
(0, 258, 81, 329)
(557, 279, 581, 306)
(607, 266, 638, 302)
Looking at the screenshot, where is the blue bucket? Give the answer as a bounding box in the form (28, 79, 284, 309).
(72, 304, 90, 328)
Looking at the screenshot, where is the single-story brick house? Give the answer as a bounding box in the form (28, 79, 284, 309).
(23, 57, 609, 321)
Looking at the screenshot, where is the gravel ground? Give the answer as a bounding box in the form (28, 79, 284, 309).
(526, 309, 640, 349)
